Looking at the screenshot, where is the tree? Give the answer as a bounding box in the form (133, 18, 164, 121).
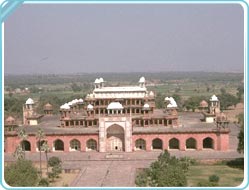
(155, 92, 165, 109)
(71, 83, 81, 92)
(237, 113, 244, 154)
(13, 145, 25, 160)
(218, 93, 239, 110)
(236, 85, 244, 102)
(48, 157, 62, 182)
(5, 159, 39, 186)
(41, 142, 50, 175)
(36, 128, 45, 178)
(183, 96, 207, 112)
(18, 129, 28, 159)
(136, 151, 190, 187)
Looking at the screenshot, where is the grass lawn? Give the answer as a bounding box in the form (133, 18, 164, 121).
(187, 164, 244, 187)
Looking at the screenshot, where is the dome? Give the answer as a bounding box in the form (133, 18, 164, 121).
(60, 103, 70, 110)
(143, 103, 150, 108)
(44, 103, 53, 110)
(165, 97, 170, 101)
(5, 116, 15, 123)
(78, 98, 84, 103)
(107, 102, 123, 110)
(72, 99, 78, 105)
(68, 101, 73, 106)
(139, 76, 145, 83)
(94, 78, 100, 84)
(99, 78, 104, 83)
(210, 95, 219, 101)
(199, 100, 208, 108)
(87, 104, 94, 110)
(149, 91, 154, 96)
(25, 98, 34, 105)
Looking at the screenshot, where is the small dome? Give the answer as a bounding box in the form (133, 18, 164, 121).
(44, 103, 53, 110)
(87, 104, 94, 110)
(139, 76, 145, 83)
(166, 97, 177, 108)
(94, 78, 100, 84)
(144, 103, 150, 108)
(25, 98, 34, 105)
(68, 101, 73, 106)
(78, 98, 84, 103)
(210, 95, 219, 101)
(99, 78, 104, 83)
(107, 102, 123, 110)
(72, 99, 78, 105)
(5, 116, 15, 123)
(149, 91, 154, 96)
(199, 100, 208, 108)
(165, 97, 170, 101)
(60, 103, 70, 110)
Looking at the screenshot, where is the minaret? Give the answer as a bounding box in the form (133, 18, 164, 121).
(23, 98, 34, 125)
(209, 95, 220, 115)
(139, 77, 146, 88)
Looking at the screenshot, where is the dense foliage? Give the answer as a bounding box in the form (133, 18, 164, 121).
(136, 151, 192, 187)
(48, 156, 62, 182)
(5, 159, 39, 187)
(237, 113, 244, 154)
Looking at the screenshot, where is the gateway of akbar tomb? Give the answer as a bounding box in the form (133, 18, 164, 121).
(4, 77, 230, 153)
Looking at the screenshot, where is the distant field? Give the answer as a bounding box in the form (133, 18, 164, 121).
(187, 164, 244, 187)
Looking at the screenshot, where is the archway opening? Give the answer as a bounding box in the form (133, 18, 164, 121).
(106, 124, 124, 152)
(54, 139, 64, 151)
(135, 139, 146, 151)
(203, 137, 214, 149)
(186, 138, 197, 149)
(70, 139, 81, 151)
(169, 138, 179, 149)
(37, 140, 47, 151)
(152, 138, 163, 150)
(86, 139, 97, 151)
(21, 140, 31, 151)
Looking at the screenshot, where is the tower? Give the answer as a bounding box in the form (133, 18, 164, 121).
(23, 98, 35, 125)
(209, 95, 220, 115)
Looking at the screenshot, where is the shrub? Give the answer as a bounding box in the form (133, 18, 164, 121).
(38, 178, 49, 187)
(209, 175, 220, 183)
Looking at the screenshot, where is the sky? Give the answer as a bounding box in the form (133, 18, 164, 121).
(4, 3, 244, 74)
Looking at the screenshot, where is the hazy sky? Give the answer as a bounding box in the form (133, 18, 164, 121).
(5, 3, 244, 74)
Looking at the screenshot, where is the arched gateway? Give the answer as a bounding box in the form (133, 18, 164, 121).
(106, 124, 125, 151)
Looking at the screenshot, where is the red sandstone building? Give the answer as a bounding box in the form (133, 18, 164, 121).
(4, 77, 230, 153)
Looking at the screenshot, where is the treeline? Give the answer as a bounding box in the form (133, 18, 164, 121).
(5, 72, 243, 87)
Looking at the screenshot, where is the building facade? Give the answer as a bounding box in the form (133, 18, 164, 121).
(4, 77, 230, 153)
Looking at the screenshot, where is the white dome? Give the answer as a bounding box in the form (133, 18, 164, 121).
(144, 103, 150, 108)
(139, 76, 145, 83)
(99, 78, 104, 83)
(107, 102, 123, 110)
(87, 104, 94, 110)
(149, 91, 154, 96)
(78, 98, 84, 103)
(94, 78, 100, 84)
(25, 98, 34, 105)
(72, 99, 78, 104)
(166, 97, 178, 108)
(68, 101, 73, 106)
(165, 97, 170, 101)
(60, 103, 70, 110)
(210, 95, 219, 101)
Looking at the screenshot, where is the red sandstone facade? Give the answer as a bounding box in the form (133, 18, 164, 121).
(4, 77, 230, 154)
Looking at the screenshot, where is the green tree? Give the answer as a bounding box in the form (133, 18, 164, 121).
(41, 142, 50, 175)
(18, 129, 28, 159)
(48, 157, 62, 182)
(237, 113, 244, 154)
(71, 83, 81, 92)
(13, 145, 25, 160)
(136, 151, 190, 187)
(36, 128, 45, 178)
(5, 159, 39, 187)
(183, 96, 207, 112)
(218, 93, 239, 110)
(236, 85, 244, 102)
(155, 92, 165, 109)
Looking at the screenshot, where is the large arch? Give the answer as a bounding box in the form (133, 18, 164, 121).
(186, 138, 197, 149)
(169, 138, 180, 149)
(36, 140, 47, 151)
(203, 137, 214, 149)
(135, 138, 146, 151)
(86, 139, 97, 151)
(53, 139, 64, 151)
(70, 139, 81, 151)
(152, 138, 163, 150)
(106, 124, 124, 151)
(21, 140, 31, 151)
